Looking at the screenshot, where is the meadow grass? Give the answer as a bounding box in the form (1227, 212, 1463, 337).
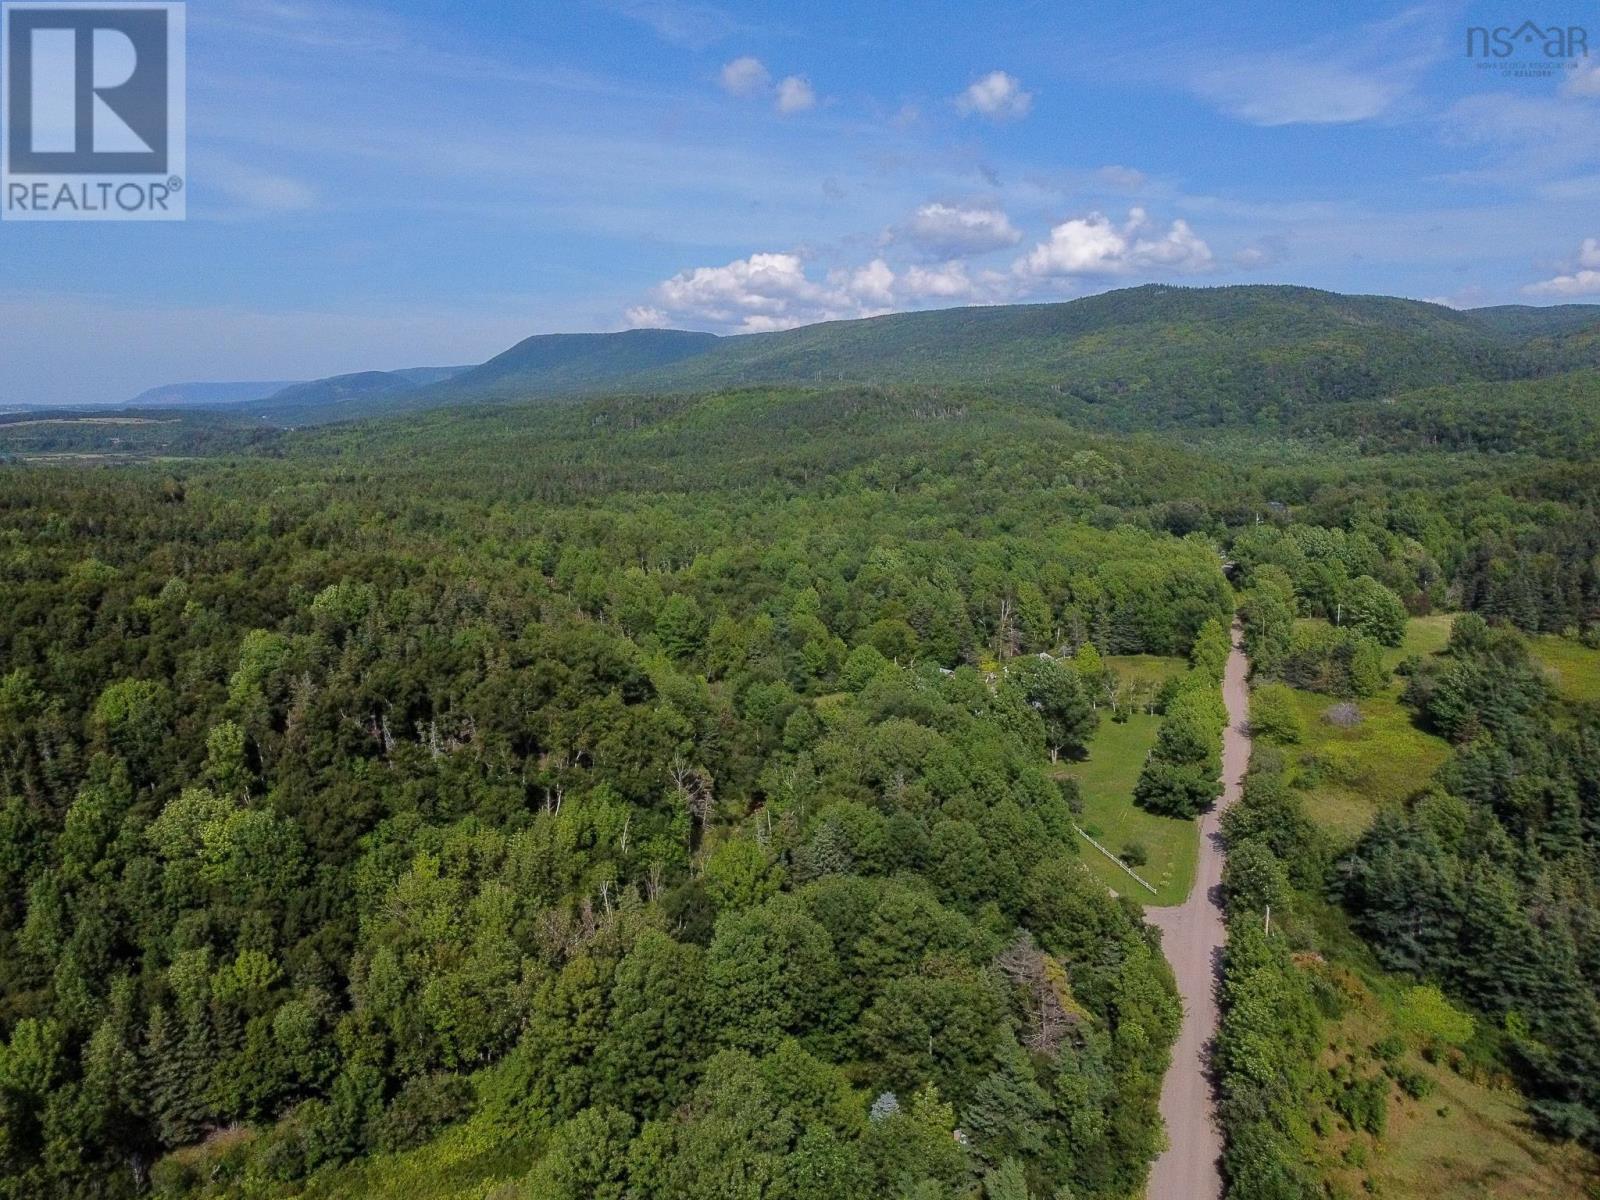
(1528, 633, 1600, 706)
(1279, 619, 1600, 1195)
(1391, 611, 1454, 667)
(1283, 614, 1599, 848)
(299, 1115, 535, 1200)
(1310, 956, 1598, 1200)
(1273, 617, 1452, 847)
(1281, 685, 1450, 848)
(1103, 653, 1189, 692)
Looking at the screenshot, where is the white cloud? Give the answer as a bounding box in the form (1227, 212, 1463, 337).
(1564, 62, 1600, 98)
(642, 251, 885, 331)
(607, 0, 746, 49)
(890, 103, 921, 128)
(635, 249, 1006, 332)
(904, 202, 1022, 258)
(1180, 11, 1439, 127)
(204, 157, 317, 215)
(1016, 209, 1214, 278)
(956, 71, 1033, 120)
(655, 251, 820, 324)
(1526, 270, 1600, 297)
(775, 75, 816, 114)
(1096, 164, 1147, 190)
(1421, 286, 1488, 310)
(633, 210, 1220, 333)
(835, 258, 895, 304)
(1441, 92, 1600, 186)
(1232, 237, 1287, 270)
(1526, 237, 1600, 296)
(720, 59, 814, 114)
(625, 305, 670, 328)
(720, 55, 769, 97)
(900, 262, 974, 299)
(1192, 59, 1402, 126)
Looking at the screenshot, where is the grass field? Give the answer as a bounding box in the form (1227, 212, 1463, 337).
(1281, 685, 1451, 847)
(1311, 960, 1599, 1200)
(1280, 614, 1599, 848)
(1103, 652, 1189, 693)
(1273, 617, 1452, 847)
(1391, 611, 1454, 667)
(1528, 633, 1600, 706)
(1387, 613, 1598, 706)
(1060, 654, 1197, 907)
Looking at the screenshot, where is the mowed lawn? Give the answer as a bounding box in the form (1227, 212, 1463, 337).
(1060, 655, 1197, 907)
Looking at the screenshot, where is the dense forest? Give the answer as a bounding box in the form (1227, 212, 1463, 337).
(3, 289, 1600, 1199)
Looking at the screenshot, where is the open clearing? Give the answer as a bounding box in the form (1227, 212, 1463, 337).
(1528, 633, 1600, 706)
(1057, 654, 1195, 906)
(1313, 961, 1598, 1200)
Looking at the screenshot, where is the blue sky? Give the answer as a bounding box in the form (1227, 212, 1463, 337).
(6, 0, 1600, 403)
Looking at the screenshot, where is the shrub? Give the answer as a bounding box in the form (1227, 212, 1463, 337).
(1249, 683, 1304, 744)
(1323, 702, 1362, 729)
(372, 1072, 476, 1153)
(1395, 1066, 1433, 1100)
(1396, 985, 1475, 1049)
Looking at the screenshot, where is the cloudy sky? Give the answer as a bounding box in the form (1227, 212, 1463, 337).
(6, 0, 1600, 403)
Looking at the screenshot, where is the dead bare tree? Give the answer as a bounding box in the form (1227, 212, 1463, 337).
(995, 933, 1076, 1057)
(996, 596, 1021, 661)
(669, 759, 715, 850)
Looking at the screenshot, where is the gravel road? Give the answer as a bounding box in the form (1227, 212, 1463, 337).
(1143, 621, 1251, 1200)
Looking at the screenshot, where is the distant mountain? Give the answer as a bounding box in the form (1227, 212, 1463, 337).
(390, 366, 473, 388)
(127, 381, 301, 407)
(258, 371, 419, 408)
(432, 329, 721, 401)
(240, 331, 720, 426)
(625, 286, 1520, 427)
(1455, 303, 1600, 339)
(429, 287, 1600, 430)
(245, 366, 472, 425)
(222, 285, 1600, 430)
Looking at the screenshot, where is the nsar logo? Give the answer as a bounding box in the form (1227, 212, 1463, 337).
(1466, 20, 1589, 80)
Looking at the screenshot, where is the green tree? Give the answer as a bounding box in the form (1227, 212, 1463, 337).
(1341, 575, 1407, 647)
(1247, 683, 1303, 745)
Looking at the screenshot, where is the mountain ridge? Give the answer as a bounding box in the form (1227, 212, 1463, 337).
(135, 285, 1600, 428)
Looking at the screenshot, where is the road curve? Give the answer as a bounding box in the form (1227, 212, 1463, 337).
(1143, 621, 1252, 1200)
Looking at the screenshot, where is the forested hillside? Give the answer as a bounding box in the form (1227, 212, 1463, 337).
(0, 405, 1234, 1199)
(1, 337, 1599, 1199)
(231, 286, 1600, 433)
